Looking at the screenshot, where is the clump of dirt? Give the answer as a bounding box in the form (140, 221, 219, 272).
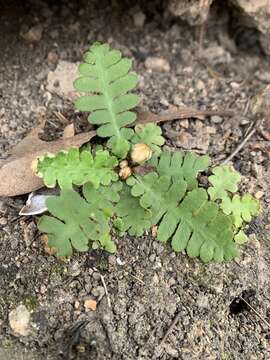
(0, 1, 269, 359)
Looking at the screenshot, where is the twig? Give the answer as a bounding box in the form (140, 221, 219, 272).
(221, 127, 256, 165)
(158, 313, 180, 347)
(93, 267, 111, 308)
(137, 108, 234, 126)
(53, 111, 70, 124)
(130, 274, 146, 285)
(239, 296, 270, 329)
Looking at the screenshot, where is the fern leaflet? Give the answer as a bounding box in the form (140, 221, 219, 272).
(35, 148, 118, 189)
(38, 183, 122, 256)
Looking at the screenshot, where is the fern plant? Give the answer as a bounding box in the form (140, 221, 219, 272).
(33, 42, 260, 263)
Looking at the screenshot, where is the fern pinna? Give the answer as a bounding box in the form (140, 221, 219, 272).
(74, 42, 139, 158)
(35, 42, 260, 263)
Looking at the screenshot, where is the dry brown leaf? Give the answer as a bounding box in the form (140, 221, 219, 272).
(41, 234, 57, 256)
(0, 122, 95, 197)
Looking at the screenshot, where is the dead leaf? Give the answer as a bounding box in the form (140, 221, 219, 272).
(19, 192, 51, 216)
(63, 123, 75, 138)
(41, 234, 57, 256)
(0, 122, 95, 197)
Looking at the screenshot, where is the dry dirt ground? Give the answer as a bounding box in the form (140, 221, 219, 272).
(0, 1, 270, 359)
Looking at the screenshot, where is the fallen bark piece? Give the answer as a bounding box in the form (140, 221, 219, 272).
(0, 123, 95, 197)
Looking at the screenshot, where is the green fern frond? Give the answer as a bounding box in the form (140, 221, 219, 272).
(149, 151, 210, 190)
(234, 230, 248, 244)
(36, 148, 118, 189)
(131, 123, 165, 154)
(74, 42, 140, 158)
(208, 165, 241, 201)
(126, 170, 238, 262)
(38, 183, 122, 256)
(115, 184, 152, 236)
(221, 194, 260, 228)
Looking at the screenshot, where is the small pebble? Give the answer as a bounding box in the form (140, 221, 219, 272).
(74, 300, 80, 310)
(84, 299, 97, 311)
(180, 119, 189, 129)
(255, 190, 264, 199)
(0, 217, 7, 226)
(149, 254, 156, 262)
(145, 57, 170, 72)
(9, 305, 31, 336)
(49, 29, 59, 39)
(196, 295, 209, 308)
(211, 115, 223, 124)
(21, 24, 43, 43)
(47, 51, 59, 64)
(133, 11, 146, 28)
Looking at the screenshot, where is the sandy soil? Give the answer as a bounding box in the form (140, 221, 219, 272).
(0, 1, 269, 359)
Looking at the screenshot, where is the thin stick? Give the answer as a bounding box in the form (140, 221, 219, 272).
(137, 108, 234, 126)
(221, 128, 256, 165)
(159, 313, 180, 347)
(93, 267, 111, 308)
(53, 111, 70, 124)
(239, 296, 270, 329)
(130, 274, 146, 285)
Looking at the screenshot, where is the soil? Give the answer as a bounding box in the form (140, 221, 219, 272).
(0, 1, 270, 359)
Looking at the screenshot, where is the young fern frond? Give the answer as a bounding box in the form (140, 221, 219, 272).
(126, 171, 238, 263)
(35, 148, 118, 189)
(208, 165, 241, 201)
(221, 194, 260, 228)
(115, 184, 152, 236)
(74, 43, 140, 158)
(38, 182, 122, 256)
(148, 151, 210, 190)
(131, 123, 165, 154)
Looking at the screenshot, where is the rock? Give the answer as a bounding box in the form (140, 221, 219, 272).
(74, 300, 80, 310)
(21, 24, 43, 43)
(255, 190, 264, 199)
(47, 51, 59, 64)
(230, 0, 270, 54)
(145, 57, 170, 72)
(133, 11, 146, 28)
(211, 115, 223, 124)
(231, 0, 270, 34)
(46, 61, 80, 100)
(49, 29, 59, 39)
(196, 295, 209, 308)
(200, 44, 232, 64)
(9, 305, 31, 336)
(168, 0, 214, 26)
